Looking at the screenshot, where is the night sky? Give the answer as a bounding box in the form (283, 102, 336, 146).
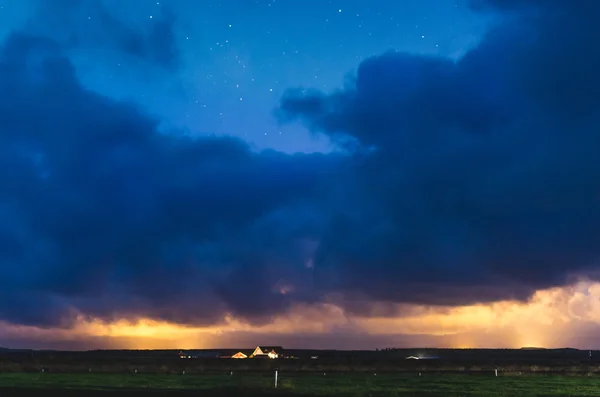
(1, 0, 600, 350)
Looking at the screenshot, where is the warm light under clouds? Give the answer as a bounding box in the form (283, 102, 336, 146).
(2, 281, 600, 350)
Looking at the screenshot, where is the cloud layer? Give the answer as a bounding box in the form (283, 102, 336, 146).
(280, 0, 600, 308)
(4, 282, 600, 350)
(29, 0, 181, 71)
(1, 0, 600, 341)
(0, 32, 333, 328)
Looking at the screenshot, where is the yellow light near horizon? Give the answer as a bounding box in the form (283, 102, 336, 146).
(82, 319, 201, 338)
(1, 281, 600, 350)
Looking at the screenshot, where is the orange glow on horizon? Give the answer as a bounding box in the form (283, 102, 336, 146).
(2, 281, 600, 350)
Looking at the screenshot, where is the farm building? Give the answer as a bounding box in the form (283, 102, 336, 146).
(250, 346, 283, 359)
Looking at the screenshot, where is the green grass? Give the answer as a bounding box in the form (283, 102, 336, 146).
(2, 372, 600, 396)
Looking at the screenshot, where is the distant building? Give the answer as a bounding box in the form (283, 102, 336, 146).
(406, 355, 440, 360)
(231, 352, 248, 359)
(250, 346, 283, 359)
(178, 350, 220, 359)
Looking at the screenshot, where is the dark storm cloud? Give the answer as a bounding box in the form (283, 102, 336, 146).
(28, 0, 180, 70)
(279, 0, 600, 308)
(0, 32, 334, 327)
(2, 0, 600, 330)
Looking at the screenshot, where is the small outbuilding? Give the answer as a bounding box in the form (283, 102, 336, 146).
(178, 350, 220, 359)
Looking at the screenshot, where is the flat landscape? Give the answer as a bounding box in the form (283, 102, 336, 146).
(2, 372, 600, 396)
(2, 349, 600, 396)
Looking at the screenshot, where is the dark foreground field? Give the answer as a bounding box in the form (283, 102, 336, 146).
(2, 372, 600, 396)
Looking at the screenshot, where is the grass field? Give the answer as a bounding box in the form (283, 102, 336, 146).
(2, 372, 600, 396)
